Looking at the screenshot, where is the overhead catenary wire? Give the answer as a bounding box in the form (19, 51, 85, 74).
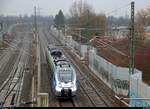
(67, 2, 133, 53)
(96, 38, 129, 57)
(106, 3, 130, 16)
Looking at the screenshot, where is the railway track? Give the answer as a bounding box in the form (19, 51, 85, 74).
(0, 43, 19, 72)
(62, 48, 112, 107)
(58, 98, 76, 107)
(44, 29, 96, 107)
(18, 30, 33, 107)
(62, 45, 122, 106)
(0, 42, 23, 89)
(0, 25, 33, 108)
(0, 50, 7, 61)
(38, 29, 57, 107)
(0, 29, 18, 61)
(48, 30, 101, 107)
(0, 43, 31, 108)
(0, 52, 23, 108)
(39, 28, 78, 107)
(47, 28, 119, 107)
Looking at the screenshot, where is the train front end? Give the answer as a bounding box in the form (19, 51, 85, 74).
(53, 67, 77, 98)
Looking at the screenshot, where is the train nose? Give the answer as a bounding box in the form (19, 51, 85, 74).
(61, 89, 72, 97)
(68, 89, 72, 96)
(64, 81, 68, 84)
(61, 89, 65, 96)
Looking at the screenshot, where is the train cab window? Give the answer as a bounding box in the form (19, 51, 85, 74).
(51, 51, 62, 57)
(56, 51, 62, 57)
(58, 70, 74, 82)
(56, 61, 71, 67)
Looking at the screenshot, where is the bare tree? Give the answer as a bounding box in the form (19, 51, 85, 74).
(69, 0, 107, 38)
(135, 8, 150, 40)
(136, 9, 148, 26)
(69, 0, 94, 26)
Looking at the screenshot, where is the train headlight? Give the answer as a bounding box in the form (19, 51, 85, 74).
(57, 82, 62, 87)
(55, 82, 62, 91)
(71, 82, 75, 88)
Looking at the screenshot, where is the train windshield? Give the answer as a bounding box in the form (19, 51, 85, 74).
(56, 61, 71, 67)
(51, 51, 62, 57)
(58, 70, 74, 82)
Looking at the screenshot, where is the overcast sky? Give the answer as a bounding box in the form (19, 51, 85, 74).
(0, 0, 150, 17)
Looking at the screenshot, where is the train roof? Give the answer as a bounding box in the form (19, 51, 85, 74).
(48, 47, 61, 53)
(47, 45, 62, 58)
(47, 44, 75, 73)
(54, 58, 71, 68)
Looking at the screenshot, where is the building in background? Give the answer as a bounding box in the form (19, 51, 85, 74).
(144, 26, 150, 40)
(108, 26, 130, 39)
(113, 26, 129, 39)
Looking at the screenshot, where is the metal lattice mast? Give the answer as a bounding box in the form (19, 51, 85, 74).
(34, 6, 37, 37)
(129, 1, 135, 97)
(130, 1, 135, 75)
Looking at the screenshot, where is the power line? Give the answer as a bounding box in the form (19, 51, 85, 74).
(106, 3, 130, 16)
(90, 36, 129, 57)
(34, 6, 37, 36)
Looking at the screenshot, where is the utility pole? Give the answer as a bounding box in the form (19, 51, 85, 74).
(129, 1, 135, 97)
(86, 9, 90, 64)
(34, 6, 37, 38)
(0, 22, 2, 31)
(0, 22, 4, 47)
(130, 1, 135, 75)
(87, 9, 90, 43)
(34, 6, 41, 107)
